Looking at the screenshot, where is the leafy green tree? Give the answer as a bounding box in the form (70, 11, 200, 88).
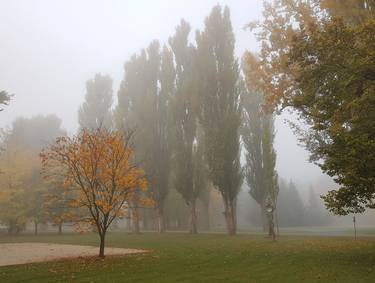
(293, 19, 375, 215)
(196, 5, 243, 235)
(241, 88, 278, 233)
(246, 0, 375, 215)
(79, 73, 113, 130)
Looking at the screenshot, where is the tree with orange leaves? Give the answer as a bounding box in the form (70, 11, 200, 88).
(40, 129, 148, 257)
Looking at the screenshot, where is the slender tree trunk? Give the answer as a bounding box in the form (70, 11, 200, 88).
(127, 208, 132, 232)
(142, 208, 149, 231)
(58, 223, 62, 235)
(201, 202, 210, 231)
(223, 200, 236, 236)
(260, 202, 267, 232)
(34, 221, 38, 236)
(190, 199, 198, 234)
(157, 206, 165, 233)
(8, 220, 20, 235)
(132, 207, 140, 234)
(275, 208, 280, 236)
(99, 232, 106, 258)
(267, 211, 276, 240)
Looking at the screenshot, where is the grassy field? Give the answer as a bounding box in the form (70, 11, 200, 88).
(1, 232, 375, 282)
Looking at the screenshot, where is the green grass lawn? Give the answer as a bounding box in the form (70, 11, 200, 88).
(1, 232, 375, 282)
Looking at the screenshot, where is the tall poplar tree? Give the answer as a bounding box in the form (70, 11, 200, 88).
(196, 6, 243, 235)
(78, 73, 113, 130)
(169, 20, 207, 234)
(116, 41, 173, 233)
(241, 87, 279, 232)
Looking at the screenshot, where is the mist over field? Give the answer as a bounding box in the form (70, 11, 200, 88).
(0, 1, 374, 281)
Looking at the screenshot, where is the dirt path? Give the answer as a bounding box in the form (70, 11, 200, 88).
(0, 243, 147, 267)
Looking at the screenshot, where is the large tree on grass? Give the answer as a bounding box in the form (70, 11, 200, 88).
(40, 129, 148, 257)
(241, 87, 278, 233)
(116, 41, 173, 233)
(196, 5, 243, 235)
(246, 0, 375, 215)
(169, 20, 207, 234)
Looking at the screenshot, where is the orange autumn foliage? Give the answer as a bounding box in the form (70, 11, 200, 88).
(40, 129, 150, 238)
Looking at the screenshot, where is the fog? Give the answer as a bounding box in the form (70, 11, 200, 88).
(0, 0, 320, 181)
(0, 0, 372, 233)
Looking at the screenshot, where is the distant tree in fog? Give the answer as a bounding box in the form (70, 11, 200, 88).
(307, 185, 331, 226)
(116, 41, 173, 233)
(0, 149, 35, 234)
(78, 73, 113, 130)
(196, 5, 243, 235)
(0, 115, 66, 234)
(6, 114, 65, 152)
(241, 87, 278, 233)
(277, 180, 307, 227)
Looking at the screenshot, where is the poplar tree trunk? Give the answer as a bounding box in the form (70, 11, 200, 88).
(260, 202, 268, 232)
(224, 200, 236, 236)
(142, 208, 150, 231)
(132, 207, 140, 234)
(190, 199, 198, 234)
(267, 211, 276, 240)
(34, 221, 38, 236)
(275, 208, 280, 236)
(157, 207, 165, 233)
(58, 223, 62, 235)
(201, 203, 210, 231)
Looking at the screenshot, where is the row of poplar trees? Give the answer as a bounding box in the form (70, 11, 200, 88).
(78, 5, 279, 235)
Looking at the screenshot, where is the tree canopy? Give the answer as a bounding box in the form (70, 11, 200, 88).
(246, 0, 375, 215)
(79, 73, 113, 130)
(0, 90, 11, 111)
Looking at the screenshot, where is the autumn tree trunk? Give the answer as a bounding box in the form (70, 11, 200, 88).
(58, 222, 62, 235)
(99, 232, 106, 258)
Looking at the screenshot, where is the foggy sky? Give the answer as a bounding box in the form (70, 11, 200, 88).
(0, 0, 327, 186)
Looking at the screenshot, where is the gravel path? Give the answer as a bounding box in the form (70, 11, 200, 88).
(0, 243, 146, 267)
